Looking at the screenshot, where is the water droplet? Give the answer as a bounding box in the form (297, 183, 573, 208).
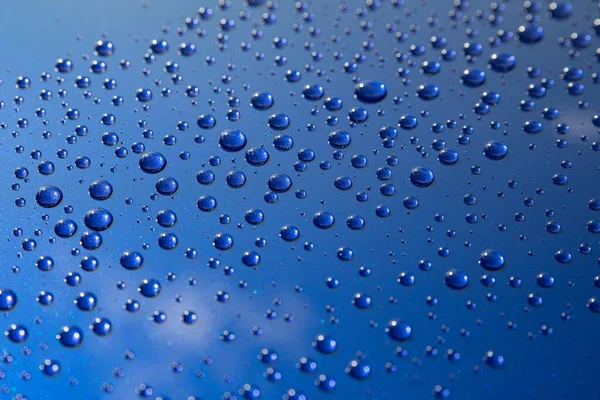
(445, 269, 469, 289)
(479, 249, 505, 271)
(386, 319, 413, 341)
(36, 185, 63, 208)
(484, 141, 508, 160)
(313, 334, 337, 354)
(409, 166, 435, 187)
(57, 325, 84, 347)
(220, 129, 248, 152)
(461, 69, 487, 87)
(489, 53, 516, 72)
(354, 80, 387, 103)
(139, 152, 167, 174)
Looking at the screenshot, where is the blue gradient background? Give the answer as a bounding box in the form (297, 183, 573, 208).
(0, 0, 599, 399)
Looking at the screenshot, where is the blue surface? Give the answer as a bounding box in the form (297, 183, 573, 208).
(0, 0, 599, 399)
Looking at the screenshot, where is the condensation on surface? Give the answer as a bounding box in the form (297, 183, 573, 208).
(0, 0, 599, 399)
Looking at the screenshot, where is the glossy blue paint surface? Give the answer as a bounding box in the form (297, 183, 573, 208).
(0, 1, 599, 399)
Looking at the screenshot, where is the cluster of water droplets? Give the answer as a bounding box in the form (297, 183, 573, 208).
(0, 0, 599, 398)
